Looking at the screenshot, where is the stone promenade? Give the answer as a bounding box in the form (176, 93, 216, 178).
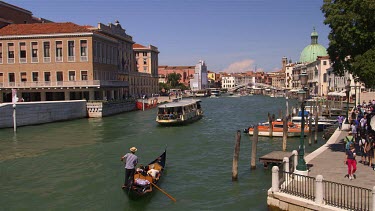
(306, 126, 375, 190)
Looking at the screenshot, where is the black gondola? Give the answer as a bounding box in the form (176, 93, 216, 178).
(124, 149, 166, 199)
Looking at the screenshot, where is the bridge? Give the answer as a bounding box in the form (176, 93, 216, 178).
(227, 82, 273, 92)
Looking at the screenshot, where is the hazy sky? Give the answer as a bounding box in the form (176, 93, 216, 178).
(6, 0, 330, 73)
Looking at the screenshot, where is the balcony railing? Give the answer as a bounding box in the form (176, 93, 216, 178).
(44, 57, 51, 63)
(32, 57, 38, 63)
(8, 58, 14, 64)
(68, 56, 75, 62)
(0, 80, 129, 89)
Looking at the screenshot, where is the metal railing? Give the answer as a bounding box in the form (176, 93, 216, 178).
(279, 171, 316, 201)
(323, 180, 371, 211)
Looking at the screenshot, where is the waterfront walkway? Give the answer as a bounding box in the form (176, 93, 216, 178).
(306, 127, 375, 190)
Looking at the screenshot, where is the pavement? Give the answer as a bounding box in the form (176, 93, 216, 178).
(306, 126, 375, 189)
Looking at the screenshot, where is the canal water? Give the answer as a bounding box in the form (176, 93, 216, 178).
(0, 95, 328, 210)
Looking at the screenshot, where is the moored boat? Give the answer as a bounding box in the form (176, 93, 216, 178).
(136, 98, 158, 110)
(246, 120, 308, 137)
(156, 99, 203, 125)
(291, 116, 334, 131)
(125, 150, 166, 199)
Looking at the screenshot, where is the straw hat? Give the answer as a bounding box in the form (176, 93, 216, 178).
(130, 147, 137, 153)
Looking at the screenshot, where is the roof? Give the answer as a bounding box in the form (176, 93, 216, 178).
(158, 99, 201, 108)
(133, 43, 146, 48)
(0, 22, 92, 36)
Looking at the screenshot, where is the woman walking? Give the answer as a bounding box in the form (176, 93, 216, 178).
(345, 144, 357, 180)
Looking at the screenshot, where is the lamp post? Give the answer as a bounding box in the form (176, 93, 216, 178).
(354, 78, 358, 106)
(345, 78, 351, 124)
(296, 72, 308, 172)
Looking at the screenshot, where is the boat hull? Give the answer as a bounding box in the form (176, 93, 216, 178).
(248, 130, 307, 137)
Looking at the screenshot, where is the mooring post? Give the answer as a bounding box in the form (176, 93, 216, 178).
(308, 114, 313, 146)
(268, 113, 273, 137)
(232, 130, 241, 181)
(372, 186, 375, 211)
(283, 157, 289, 173)
(251, 126, 259, 170)
(282, 116, 288, 151)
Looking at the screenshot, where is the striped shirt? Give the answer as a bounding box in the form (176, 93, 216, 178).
(123, 153, 138, 169)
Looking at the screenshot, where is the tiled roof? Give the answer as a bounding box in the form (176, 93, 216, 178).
(133, 43, 146, 48)
(0, 22, 92, 36)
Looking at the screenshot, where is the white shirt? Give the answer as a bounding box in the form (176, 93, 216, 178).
(147, 169, 159, 178)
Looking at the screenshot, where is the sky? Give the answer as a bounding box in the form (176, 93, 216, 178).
(6, 0, 331, 73)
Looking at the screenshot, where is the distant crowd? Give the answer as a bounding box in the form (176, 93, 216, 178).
(344, 99, 375, 177)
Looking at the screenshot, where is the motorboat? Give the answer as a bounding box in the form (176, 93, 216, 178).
(245, 120, 309, 137)
(156, 99, 203, 126)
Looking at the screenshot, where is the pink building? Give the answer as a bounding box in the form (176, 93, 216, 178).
(158, 66, 196, 86)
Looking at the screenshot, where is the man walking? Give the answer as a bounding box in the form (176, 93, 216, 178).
(337, 115, 344, 130)
(121, 146, 138, 189)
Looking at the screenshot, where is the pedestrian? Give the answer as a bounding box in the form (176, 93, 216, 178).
(345, 143, 357, 180)
(120, 146, 138, 189)
(359, 135, 367, 164)
(344, 131, 354, 152)
(337, 115, 344, 130)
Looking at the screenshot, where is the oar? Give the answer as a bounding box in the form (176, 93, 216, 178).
(151, 182, 176, 202)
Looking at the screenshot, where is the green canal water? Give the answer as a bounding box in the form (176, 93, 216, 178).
(0, 95, 328, 211)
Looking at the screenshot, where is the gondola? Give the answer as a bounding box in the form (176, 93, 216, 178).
(124, 149, 166, 199)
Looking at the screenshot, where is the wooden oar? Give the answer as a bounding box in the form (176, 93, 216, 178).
(151, 182, 176, 202)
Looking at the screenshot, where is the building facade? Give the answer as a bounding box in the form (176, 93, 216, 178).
(190, 60, 208, 91)
(133, 43, 159, 96)
(0, 21, 135, 102)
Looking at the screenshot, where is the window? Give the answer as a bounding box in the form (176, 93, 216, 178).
(0, 43, 2, 63)
(44, 72, 51, 81)
(80, 40, 87, 61)
(8, 43, 14, 63)
(32, 72, 38, 82)
(143, 52, 147, 57)
(69, 71, 76, 81)
(81, 71, 88, 80)
(9, 73, 15, 82)
(143, 66, 147, 72)
(323, 61, 327, 65)
(0, 73, 3, 83)
(19, 42, 26, 63)
(31, 42, 38, 63)
(56, 71, 63, 81)
(43, 41, 50, 62)
(20, 72, 27, 82)
(143, 58, 147, 65)
(55, 41, 63, 62)
(68, 41, 74, 61)
(323, 73, 327, 83)
(93, 41, 97, 62)
(135, 52, 139, 57)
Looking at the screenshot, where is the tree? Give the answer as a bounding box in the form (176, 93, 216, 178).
(321, 0, 375, 87)
(167, 73, 182, 87)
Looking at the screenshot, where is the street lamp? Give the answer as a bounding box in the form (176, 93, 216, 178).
(296, 72, 308, 172)
(345, 78, 351, 124)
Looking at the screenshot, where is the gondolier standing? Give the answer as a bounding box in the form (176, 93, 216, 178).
(121, 147, 138, 189)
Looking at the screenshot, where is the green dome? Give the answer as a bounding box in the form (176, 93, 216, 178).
(299, 28, 327, 63)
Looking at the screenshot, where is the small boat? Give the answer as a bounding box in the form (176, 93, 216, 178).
(125, 150, 167, 199)
(156, 99, 203, 125)
(291, 116, 334, 131)
(245, 120, 309, 137)
(136, 98, 158, 110)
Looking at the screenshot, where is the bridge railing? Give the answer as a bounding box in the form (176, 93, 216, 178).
(272, 161, 373, 211)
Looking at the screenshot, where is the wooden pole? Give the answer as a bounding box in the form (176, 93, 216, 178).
(279, 109, 282, 119)
(268, 113, 273, 137)
(151, 182, 176, 202)
(251, 126, 259, 169)
(308, 114, 313, 146)
(232, 130, 241, 181)
(282, 116, 288, 151)
(314, 101, 319, 143)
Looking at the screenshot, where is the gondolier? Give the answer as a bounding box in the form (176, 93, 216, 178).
(121, 147, 138, 189)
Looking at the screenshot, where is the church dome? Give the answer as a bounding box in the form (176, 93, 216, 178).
(299, 28, 327, 63)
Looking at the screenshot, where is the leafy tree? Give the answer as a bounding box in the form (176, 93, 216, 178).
(167, 73, 182, 87)
(321, 0, 375, 87)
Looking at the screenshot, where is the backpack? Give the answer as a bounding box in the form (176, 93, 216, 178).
(345, 136, 354, 150)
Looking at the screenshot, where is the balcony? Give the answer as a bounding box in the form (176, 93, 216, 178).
(0, 80, 129, 89)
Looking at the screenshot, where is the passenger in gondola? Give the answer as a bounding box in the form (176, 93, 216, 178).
(147, 164, 160, 181)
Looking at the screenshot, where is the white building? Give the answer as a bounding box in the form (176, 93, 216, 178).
(190, 60, 208, 91)
(221, 76, 237, 89)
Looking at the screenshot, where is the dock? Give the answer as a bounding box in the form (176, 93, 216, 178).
(259, 151, 293, 168)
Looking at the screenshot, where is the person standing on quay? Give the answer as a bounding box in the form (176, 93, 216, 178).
(337, 115, 344, 130)
(345, 144, 357, 180)
(121, 147, 138, 188)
